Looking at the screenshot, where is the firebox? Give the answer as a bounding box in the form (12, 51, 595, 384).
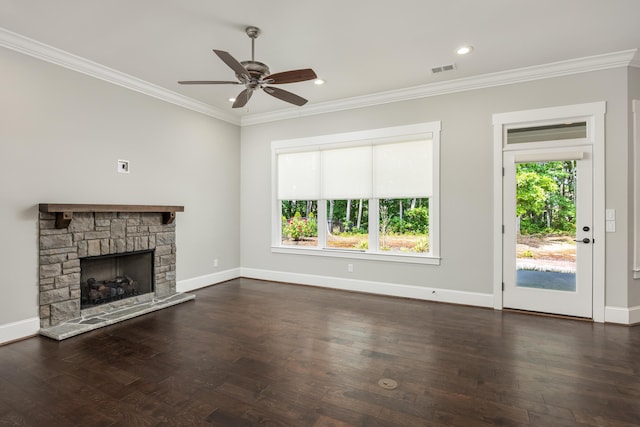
(80, 250, 154, 309)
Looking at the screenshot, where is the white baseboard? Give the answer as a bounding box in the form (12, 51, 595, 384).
(240, 267, 494, 308)
(605, 305, 640, 325)
(631, 306, 640, 325)
(177, 268, 241, 293)
(0, 317, 40, 345)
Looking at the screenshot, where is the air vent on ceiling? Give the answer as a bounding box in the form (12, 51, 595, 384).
(431, 64, 456, 74)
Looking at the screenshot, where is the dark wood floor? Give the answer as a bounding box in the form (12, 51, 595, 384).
(1, 278, 639, 426)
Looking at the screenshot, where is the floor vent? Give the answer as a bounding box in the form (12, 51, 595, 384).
(378, 378, 398, 390)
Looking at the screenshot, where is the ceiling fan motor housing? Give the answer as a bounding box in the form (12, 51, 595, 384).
(240, 61, 270, 78)
(239, 61, 270, 89)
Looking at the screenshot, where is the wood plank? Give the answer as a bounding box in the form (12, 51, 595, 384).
(39, 203, 184, 213)
(39, 203, 184, 228)
(1, 278, 640, 426)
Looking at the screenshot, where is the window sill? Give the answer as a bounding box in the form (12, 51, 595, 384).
(271, 246, 441, 265)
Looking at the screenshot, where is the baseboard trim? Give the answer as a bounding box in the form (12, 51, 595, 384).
(177, 268, 241, 292)
(0, 317, 40, 345)
(605, 305, 640, 325)
(631, 306, 640, 325)
(240, 268, 494, 308)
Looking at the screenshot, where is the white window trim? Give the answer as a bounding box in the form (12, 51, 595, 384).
(271, 122, 441, 264)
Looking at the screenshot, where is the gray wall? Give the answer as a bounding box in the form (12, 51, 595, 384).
(0, 46, 241, 328)
(1, 42, 635, 337)
(241, 67, 631, 307)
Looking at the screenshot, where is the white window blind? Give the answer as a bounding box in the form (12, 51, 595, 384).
(277, 151, 320, 200)
(321, 146, 372, 199)
(278, 139, 433, 200)
(513, 150, 584, 163)
(373, 140, 433, 198)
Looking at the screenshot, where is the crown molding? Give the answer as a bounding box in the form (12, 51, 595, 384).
(1, 26, 636, 128)
(242, 48, 639, 126)
(0, 27, 240, 125)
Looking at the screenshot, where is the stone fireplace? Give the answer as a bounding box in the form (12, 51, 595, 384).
(38, 204, 194, 340)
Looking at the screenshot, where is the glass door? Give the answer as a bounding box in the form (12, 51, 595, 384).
(503, 147, 593, 318)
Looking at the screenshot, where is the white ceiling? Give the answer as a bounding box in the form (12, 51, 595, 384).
(1, 0, 639, 121)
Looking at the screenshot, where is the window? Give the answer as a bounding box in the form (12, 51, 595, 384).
(326, 199, 369, 250)
(281, 200, 317, 246)
(379, 198, 429, 253)
(506, 121, 587, 145)
(272, 122, 440, 264)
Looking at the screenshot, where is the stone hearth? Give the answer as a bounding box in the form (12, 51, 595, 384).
(38, 205, 193, 340)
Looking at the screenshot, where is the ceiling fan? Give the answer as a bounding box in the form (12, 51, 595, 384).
(178, 26, 317, 108)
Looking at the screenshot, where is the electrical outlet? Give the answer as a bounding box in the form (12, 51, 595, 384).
(347, 263, 353, 273)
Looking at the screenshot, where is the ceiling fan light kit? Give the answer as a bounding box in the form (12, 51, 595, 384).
(178, 26, 317, 108)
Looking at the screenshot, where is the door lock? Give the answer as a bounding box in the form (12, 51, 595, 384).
(582, 226, 590, 232)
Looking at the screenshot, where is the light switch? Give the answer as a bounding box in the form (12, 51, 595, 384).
(605, 209, 616, 221)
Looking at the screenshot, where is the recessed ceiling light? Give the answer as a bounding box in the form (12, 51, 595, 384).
(228, 97, 236, 102)
(314, 79, 325, 85)
(456, 46, 473, 55)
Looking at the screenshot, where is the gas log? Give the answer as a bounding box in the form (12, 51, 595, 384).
(81, 276, 139, 306)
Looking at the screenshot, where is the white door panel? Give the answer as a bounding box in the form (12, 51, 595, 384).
(503, 147, 593, 318)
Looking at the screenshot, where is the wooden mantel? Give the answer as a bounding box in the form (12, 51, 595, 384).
(39, 203, 185, 229)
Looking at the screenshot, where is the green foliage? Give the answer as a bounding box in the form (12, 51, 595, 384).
(326, 198, 430, 238)
(386, 206, 429, 235)
(516, 171, 557, 217)
(305, 212, 318, 237)
(350, 227, 368, 235)
(388, 217, 406, 234)
(406, 207, 429, 233)
(521, 249, 534, 258)
(327, 199, 369, 232)
(281, 200, 317, 220)
(412, 237, 429, 253)
(282, 211, 317, 241)
(516, 161, 576, 235)
(354, 239, 368, 250)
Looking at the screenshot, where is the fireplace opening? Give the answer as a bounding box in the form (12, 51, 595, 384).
(80, 250, 154, 309)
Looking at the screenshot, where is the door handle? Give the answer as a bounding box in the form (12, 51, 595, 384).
(574, 238, 591, 244)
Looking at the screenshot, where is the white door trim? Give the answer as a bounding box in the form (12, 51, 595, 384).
(492, 102, 606, 322)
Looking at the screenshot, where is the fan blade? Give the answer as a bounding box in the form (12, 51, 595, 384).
(178, 80, 241, 85)
(213, 50, 250, 81)
(232, 89, 253, 108)
(263, 86, 308, 106)
(265, 69, 317, 84)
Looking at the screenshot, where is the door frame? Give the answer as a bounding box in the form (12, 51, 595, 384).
(492, 102, 606, 322)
